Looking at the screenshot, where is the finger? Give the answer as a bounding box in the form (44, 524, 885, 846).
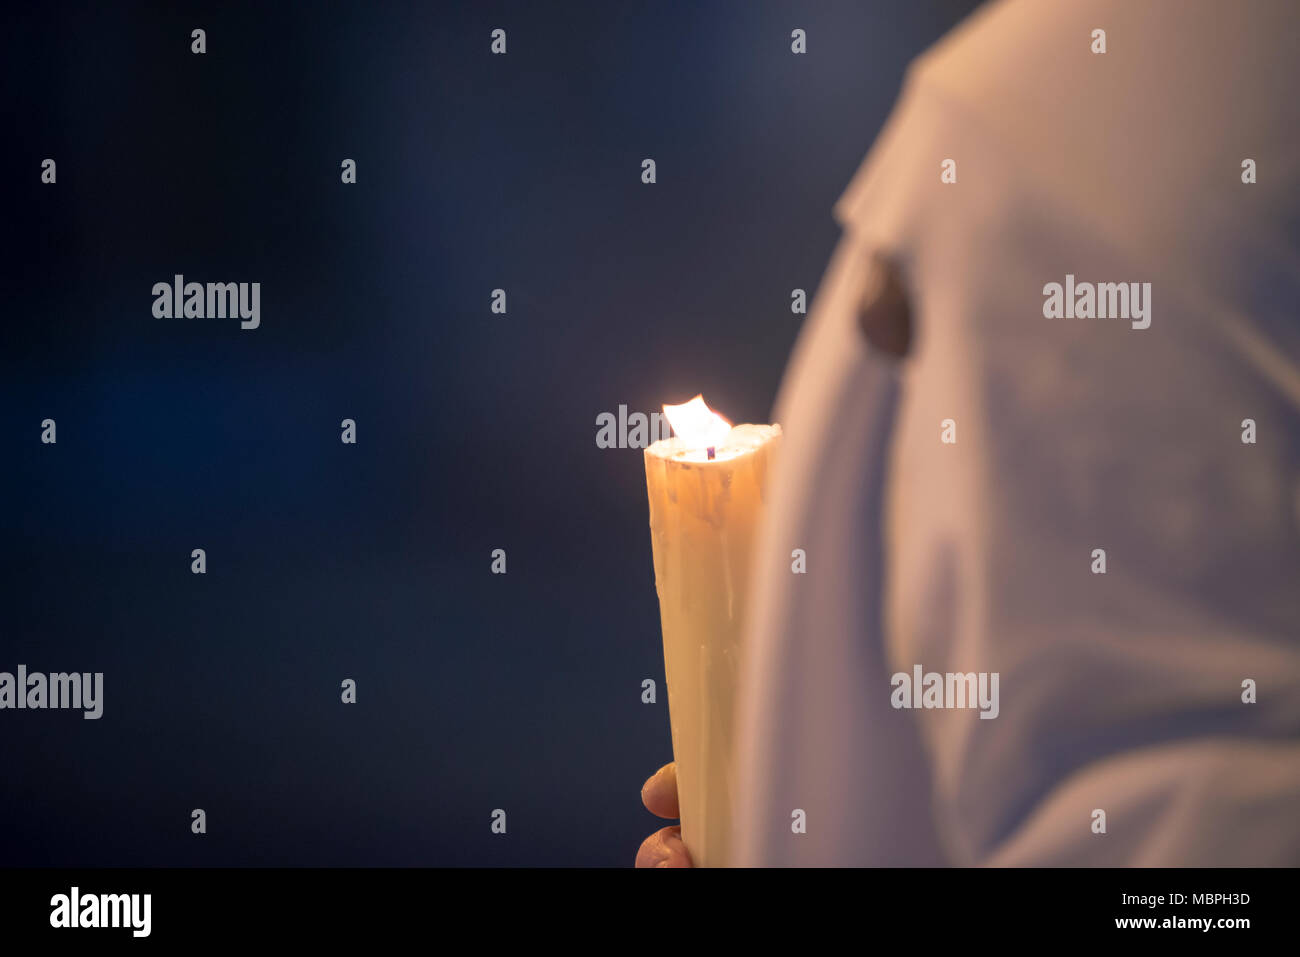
(641, 762, 680, 819)
(635, 825, 692, 868)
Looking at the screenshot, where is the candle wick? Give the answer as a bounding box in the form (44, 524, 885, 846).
(707, 446, 716, 460)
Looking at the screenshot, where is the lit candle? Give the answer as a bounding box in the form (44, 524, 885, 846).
(643, 395, 782, 867)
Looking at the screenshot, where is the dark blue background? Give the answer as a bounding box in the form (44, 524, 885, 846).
(1, 1, 977, 865)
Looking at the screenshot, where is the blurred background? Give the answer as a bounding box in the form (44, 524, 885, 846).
(0, 0, 980, 865)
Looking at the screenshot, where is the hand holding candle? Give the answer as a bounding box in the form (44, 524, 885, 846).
(643, 395, 781, 867)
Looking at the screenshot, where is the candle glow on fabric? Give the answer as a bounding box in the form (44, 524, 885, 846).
(643, 395, 781, 866)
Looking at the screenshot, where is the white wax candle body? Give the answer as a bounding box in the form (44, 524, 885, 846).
(644, 423, 781, 867)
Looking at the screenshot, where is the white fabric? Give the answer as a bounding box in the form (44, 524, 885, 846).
(734, 0, 1300, 866)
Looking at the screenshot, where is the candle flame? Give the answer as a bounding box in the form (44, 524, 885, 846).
(663, 394, 732, 451)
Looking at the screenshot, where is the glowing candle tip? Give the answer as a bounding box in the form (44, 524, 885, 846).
(662, 394, 732, 452)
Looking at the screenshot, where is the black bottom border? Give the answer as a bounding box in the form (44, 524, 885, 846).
(0, 866, 1283, 944)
